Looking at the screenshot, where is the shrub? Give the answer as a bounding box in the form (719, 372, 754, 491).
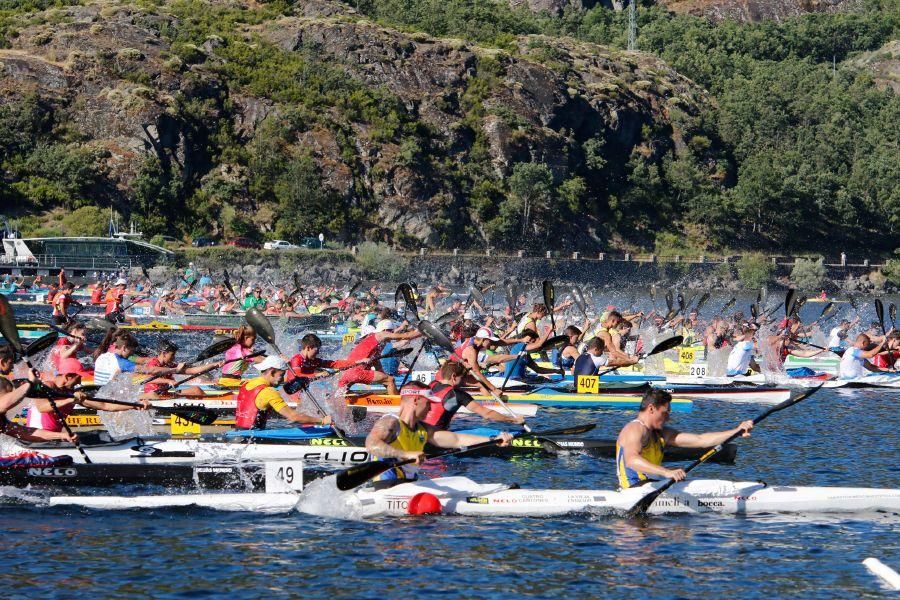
(790, 257, 827, 290)
(735, 253, 774, 289)
(355, 242, 407, 280)
(882, 259, 900, 285)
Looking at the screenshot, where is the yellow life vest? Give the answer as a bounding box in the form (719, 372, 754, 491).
(616, 420, 665, 489)
(374, 416, 428, 483)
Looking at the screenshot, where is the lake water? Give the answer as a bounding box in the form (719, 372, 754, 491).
(1, 303, 898, 597)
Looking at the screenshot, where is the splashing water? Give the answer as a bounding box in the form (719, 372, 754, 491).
(295, 474, 365, 521)
(97, 373, 154, 439)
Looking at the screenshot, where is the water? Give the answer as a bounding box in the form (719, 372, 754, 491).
(2, 306, 898, 597)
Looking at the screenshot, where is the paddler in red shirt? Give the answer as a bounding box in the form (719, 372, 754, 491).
(104, 278, 128, 319)
(337, 320, 421, 395)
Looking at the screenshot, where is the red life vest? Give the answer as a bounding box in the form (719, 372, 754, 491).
(423, 381, 454, 428)
(235, 382, 269, 429)
(451, 337, 474, 363)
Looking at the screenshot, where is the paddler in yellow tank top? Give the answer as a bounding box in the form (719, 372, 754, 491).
(615, 390, 755, 489)
(364, 385, 513, 488)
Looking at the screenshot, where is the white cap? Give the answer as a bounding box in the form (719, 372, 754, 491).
(375, 319, 396, 332)
(115, 278, 127, 286)
(475, 327, 500, 341)
(189, 262, 194, 266)
(255, 355, 288, 372)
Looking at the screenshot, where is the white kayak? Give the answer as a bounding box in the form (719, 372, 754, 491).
(27, 434, 374, 466)
(44, 477, 900, 518)
(665, 375, 849, 389)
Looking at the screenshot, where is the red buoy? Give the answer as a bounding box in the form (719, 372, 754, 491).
(407, 492, 442, 515)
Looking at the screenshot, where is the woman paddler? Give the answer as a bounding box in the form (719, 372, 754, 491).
(219, 325, 264, 387)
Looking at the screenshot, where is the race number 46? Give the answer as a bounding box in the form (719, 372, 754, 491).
(265, 460, 305, 493)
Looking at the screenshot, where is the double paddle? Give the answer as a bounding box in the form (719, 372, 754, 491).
(624, 385, 823, 517)
(335, 423, 597, 491)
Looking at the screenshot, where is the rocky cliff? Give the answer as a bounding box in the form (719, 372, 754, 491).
(0, 0, 721, 249)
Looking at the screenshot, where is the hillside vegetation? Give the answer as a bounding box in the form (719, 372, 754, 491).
(0, 0, 897, 255)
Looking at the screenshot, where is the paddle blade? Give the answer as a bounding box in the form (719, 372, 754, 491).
(875, 298, 885, 333)
(665, 290, 673, 312)
(890, 303, 896, 326)
(193, 337, 235, 363)
(648, 335, 684, 356)
(418, 320, 454, 353)
(87, 318, 114, 331)
(542, 280, 555, 310)
(784, 288, 796, 318)
(245, 308, 277, 347)
(166, 408, 218, 426)
(819, 302, 834, 319)
(0, 293, 23, 352)
(540, 334, 570, 352)
(336, 459, 401, 491)
(572, 287, 587, 316)
(694, 292, 710, 313)
(530, 423, 596, 437)
(677, 293, 684, 312)
(418, 321, 453, 352)
(401, 283, 418, 319)
(25, 331, 59, 357)
(721, 297, 736, 314)
(505, 284, 516, 312)
(469, 286, 485, 305)
(750, 304, 758, 319)
(649, 285, 657, 303)
(222, 270, 237, 300)
(435, 311, 457, 326)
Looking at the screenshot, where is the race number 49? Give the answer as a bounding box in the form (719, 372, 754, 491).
(265, 460, 305, 493)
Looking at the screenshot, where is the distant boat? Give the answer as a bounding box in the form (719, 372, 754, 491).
(1, 235, 173, 277)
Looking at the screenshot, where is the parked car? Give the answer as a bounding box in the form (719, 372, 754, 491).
(263, 240, 298, 250)
(191, 236, 217, 247)
(299, 237, 322, 249)
(226, 237, 261, 249)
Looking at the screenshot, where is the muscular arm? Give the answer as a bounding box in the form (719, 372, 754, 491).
(0, 421, 72, 443)
(466, 400, 522, 424)
(666, 421, 752, 448)
(462, 347, 498, 395)
(429, 429, 491, 449)
(275, 404, 322, 425)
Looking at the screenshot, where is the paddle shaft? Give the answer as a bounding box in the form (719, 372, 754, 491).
(336, 423, 595, 490)
(627, 386, 822, 516)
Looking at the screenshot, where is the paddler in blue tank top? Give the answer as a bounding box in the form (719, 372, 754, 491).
(571, 337, 638, 378)
(500, 328, 567, 382)
(615, 390, 755, 489)
(365, 383, 513, 489)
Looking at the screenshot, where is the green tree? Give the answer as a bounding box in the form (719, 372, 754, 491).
(790, 257, 827, 289)
(507, 161, 554, 240)
(736, 253, 775, 289)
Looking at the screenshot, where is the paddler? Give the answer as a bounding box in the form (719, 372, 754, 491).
(93, 332, 176, 386)
(234, 355, 331, 429)
(572, 337, 637, 377)
(725, 326, 760, 376)
(418, 361, 524, 429)
(365, 383, 512, 488)
(838, 331, 892, 379)
(28, 358, 150, 431)
(615, 390, 754, 488)
(450, 326, 507, 398)
(337, 319, 421, 394)
(0, 371, 79, 450)
(142, 340, 221, 398)
(286, 333, 358, 382)
(104, 278, 128, 321)
(51, 281, 77, 325)
(219, 325, 264, 387)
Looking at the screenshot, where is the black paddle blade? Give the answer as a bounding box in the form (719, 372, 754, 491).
(572, 287, 587, 316)
(435, 311, 457, 326)
(542, 280, 555, 309)
(336, 458, 401, 491)
(750, 304, 758, 319)
(819, 302, 834, 319)
(530, 423, 596, 437)
(505, 284, 517, 312)
(222, 270, 237, 300)
(283, 377, 309, 395)
(470, 286, 485, 305)
(401, 283, 418, 319)
(875, 298, 886, 333)
(245, 308, 277, 347)
(194, 337, 235, 363)
(784, 288, 797, 318)
(25, 331, 59, 357)
(648, 335, 684, 356)
(418, 320, 454, 353)
(540, 334, 571, 352)
(665, 290, 673, 312)
(0, 293, 23, 352)
(721, 297, 736, 314)
(677, 293, 684, 312)
(167, 409, 218, 426)
(694, 292, 710, 313)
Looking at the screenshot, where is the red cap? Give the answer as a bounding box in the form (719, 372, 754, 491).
(407, 492, 442, 515)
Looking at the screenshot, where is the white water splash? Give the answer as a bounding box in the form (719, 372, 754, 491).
(97, 373, 154, 439)
(295, 474, 365, 520)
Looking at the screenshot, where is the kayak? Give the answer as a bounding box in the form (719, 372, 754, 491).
(348, 477, 900, 517)
(347, 390, 693, 411)
(545, 382, 791, 404)
(45, 477, 900, 517)
(22, 429, 738, 466)
(0, 461, 327, 491)
(345, 394, 541, 415)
